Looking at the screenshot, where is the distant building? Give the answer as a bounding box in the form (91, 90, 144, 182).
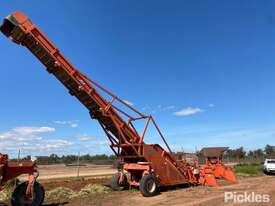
(173, 152, 198, 163)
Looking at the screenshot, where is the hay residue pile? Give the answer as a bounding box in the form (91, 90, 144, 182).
(46, 187, 75, 201)
(0, 181, 15, 202)
(78, 184, 111, 197)
(0, 189, 11, 202)
(45, 184, 111, 201)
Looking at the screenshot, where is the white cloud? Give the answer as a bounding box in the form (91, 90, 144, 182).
(53, 121, 67, 124)
(123, 100, 134, 106)
(40, 140, 73, 149)
(77, 135, 108, 147)
(163, 105, 176, 111)
(174, 107, 204, 116)
(141, 105, 150, 111)
(208, 104, 215, 108)
(0, 126, 55, 141)
(53, 120, 79, 128)
(165, 123, 275, 152)
(0, 126, 73, 156)
(78, 135, 94, 141)
(141, 105, 176, 113)
(79, 136, 91, 141)
(70, 123, 78, 128)
(156, 105, 176, 112)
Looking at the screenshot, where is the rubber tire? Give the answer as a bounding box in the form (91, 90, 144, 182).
(110, 173, 128, 191)
(139, 175, 159, 197)
(11, 182, 45, 206)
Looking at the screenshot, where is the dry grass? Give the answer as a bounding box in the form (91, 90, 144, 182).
(1, 180, 111, 204)
(77, 184, 111, 197)
(45, 187, 75, 201)
(0, 180, 16, 203)
(45, 184, 111, 202)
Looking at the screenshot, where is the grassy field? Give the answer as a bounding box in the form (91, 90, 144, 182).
(233, 163, 263, 177)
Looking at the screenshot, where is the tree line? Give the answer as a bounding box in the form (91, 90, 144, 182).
(223, 144, 275, 163)
(20, 154, 117, 165)
(19, 144, 275, 165)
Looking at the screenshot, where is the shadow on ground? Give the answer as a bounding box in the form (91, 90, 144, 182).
(43, 203, 69, 206)
(159, 183, 192, 193)
(0, 201, 69, 206)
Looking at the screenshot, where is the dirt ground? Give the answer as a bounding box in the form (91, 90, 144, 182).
(39, 175, 275, 206)
(41, 176, 112, 191)
(37, 164, 117, 179)
(1, 165, 275, 206)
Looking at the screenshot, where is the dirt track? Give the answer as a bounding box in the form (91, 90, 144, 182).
(1, 173, 275, 206)
(115, 176, 275, 206)
(54, 175, 275, 206)
(37, 164, 116, 179)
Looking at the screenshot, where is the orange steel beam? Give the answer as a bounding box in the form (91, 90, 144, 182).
(0, 11, 143, 156)
(1, 11, 203, 187)
(0, 11, 177, 158)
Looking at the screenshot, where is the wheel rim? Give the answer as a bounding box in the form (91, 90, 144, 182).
(116, 174, 123, 186)
(19, 193, 36, 204)
(146, 179, 156, 193)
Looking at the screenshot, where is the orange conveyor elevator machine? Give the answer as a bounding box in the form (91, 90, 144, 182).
(0, 11, 237, 197)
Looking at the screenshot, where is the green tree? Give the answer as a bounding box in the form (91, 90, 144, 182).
(265, 145, 275, 157)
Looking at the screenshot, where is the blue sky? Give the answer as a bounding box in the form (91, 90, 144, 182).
(0, 0, 275, 157)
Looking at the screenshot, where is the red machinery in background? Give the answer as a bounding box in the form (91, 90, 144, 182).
(0, 153, 44, 205)
(199, 147, 238, 186)
(0, 11, 238, 199)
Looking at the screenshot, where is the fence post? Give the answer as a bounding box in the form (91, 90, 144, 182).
(77, 152, 80, 178)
